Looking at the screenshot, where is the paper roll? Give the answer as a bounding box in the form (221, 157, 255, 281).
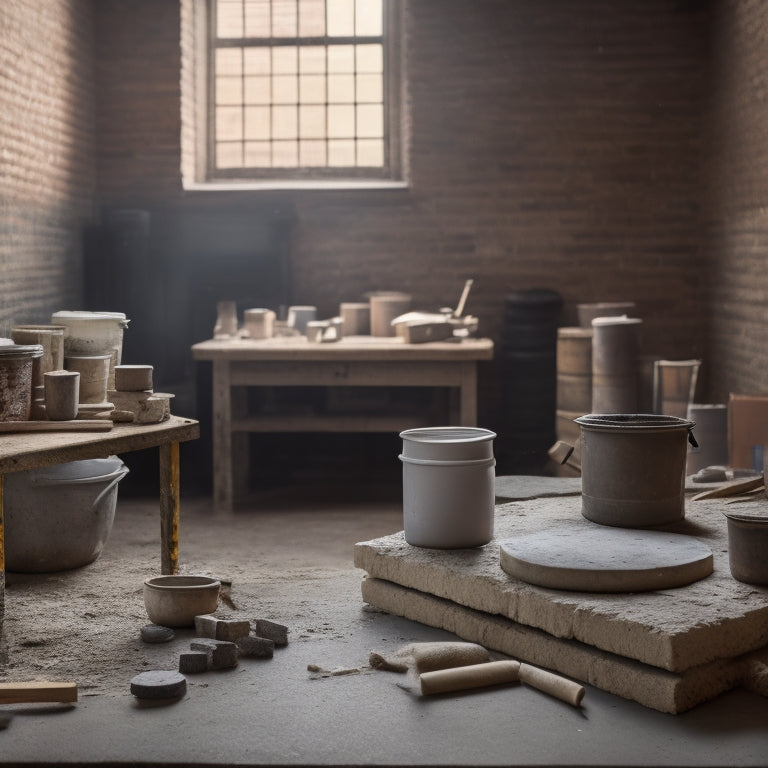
(419, 660, 521, 696)
(519, 663, 585, 707)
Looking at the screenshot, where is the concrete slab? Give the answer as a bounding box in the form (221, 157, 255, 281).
(354, 496, 768, 674)
(495, 474, 582, 501)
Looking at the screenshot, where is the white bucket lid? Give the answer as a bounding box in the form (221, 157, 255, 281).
(52, 311, 129, 327)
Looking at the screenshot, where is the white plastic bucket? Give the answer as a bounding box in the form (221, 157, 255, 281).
(3, 456, 129, 572)
(51, 311, 129, 390)
(399, 427, 496, 548)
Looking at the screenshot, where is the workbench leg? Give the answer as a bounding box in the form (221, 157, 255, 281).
(231, 387, 249, 502)
(0, 474, 4, 631)
(159, 442, 180, 575)
(458, 362, 478, 426)
(212, 359, 233, 513)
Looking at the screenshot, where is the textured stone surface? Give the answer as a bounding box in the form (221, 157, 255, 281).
(236, 635, 274, 659)
(193, 614, 218, 638)
(354, 496, 768, 673)
(495, 475, 582, 501)
(361, 577, 743, 714)
(179, 650, 210, 674)
(190, 639, 237, 670)
(216, 619, 250, 642)
(253, 619, 288, 647)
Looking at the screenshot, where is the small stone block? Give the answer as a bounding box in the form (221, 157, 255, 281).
(236, 635, 275, 659)
(140, 624, 175, 644)
(215, 619, 251, 642)
(114, 364, 153, 392)
(254, 619, 289, 647)
(194, 614, 219, 638)
(130, 670, 187, 700)
(190, 638, 238, 669)
(179, 650, 211, 674)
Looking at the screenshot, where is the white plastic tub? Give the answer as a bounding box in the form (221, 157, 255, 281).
(399, 427, 496, 549)
(4, 456, 129, 572)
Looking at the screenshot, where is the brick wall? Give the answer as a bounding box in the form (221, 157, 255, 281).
(707, 0, 768, 400)
(92, 0, 711, 440)
(0, 0, 95, 333)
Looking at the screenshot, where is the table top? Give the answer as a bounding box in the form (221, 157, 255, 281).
(191, 335, 494, 362)
(0, 415, 199, 474)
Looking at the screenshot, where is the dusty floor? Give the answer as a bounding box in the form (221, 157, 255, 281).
(0, 487, 404, 697)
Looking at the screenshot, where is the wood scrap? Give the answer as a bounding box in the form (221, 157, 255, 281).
(0, 681, 78, 704)
(691, 475, 764, 501)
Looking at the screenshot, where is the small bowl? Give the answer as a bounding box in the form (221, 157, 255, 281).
(143, 575, 221, 627)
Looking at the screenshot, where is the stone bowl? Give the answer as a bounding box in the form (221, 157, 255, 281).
(143, 575, 221, 627)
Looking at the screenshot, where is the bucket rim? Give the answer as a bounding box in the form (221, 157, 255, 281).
(144, 575, 221, 591)
(575, 413, 695, 431)
(399, 426, 497, 443)
(0, 344, 44, 359)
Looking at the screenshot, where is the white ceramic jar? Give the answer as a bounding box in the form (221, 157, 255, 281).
(399, 426, 496, 548)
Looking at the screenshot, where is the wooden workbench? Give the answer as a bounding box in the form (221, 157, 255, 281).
(0, 415, 200, 627)
(192, 336, 494, 512)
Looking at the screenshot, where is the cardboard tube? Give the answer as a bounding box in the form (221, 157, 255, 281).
(519, 663, 585, 707)
(420, 660, 520, 696)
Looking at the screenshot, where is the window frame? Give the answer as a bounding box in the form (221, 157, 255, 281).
(202, 0, 403, 184)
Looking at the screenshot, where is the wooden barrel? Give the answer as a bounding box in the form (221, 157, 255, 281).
(556, 327, 592, 413)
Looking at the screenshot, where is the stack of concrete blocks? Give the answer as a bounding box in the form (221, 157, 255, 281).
(108, 364, 173, 424)
(179, 615, 289, 674)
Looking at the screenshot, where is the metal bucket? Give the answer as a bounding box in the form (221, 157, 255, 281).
(575, 414, 696, 528)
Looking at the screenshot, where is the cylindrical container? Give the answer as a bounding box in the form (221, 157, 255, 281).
(286, 305, 318, 335)
(653, 359, 701, 418)
(722, 510, 768, 586)
(686, 404, 728, 474)
(3, 456, 129, 572)
(114, 364, 153, 392)
(369, 292, 411, 337)
(500, 289, 563, 469)
(591, 316, 642, 413)
(556, 327, 592, 413)
(340, 302, 370, 335)
(44, 370, 80, 420)
(0, 345, 44, 421)
(213, 300, 238, 339)
(11, 325, 66, 388)
(575, 414, 695, 528)
(577, 302, 636, 329)
(65, 354, 111, 404)
(399, 426, 496, 548)
(51, 311, 129, 390)
(243, 308, 276, 339)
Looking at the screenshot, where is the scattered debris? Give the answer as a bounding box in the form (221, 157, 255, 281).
(369, 642, 490, 674)
(130, 670, 186, 700)
(235, 635, 274, 659)
(254, 619, 288, 647)
(190, 639, 238, 670)
(140, 624, 175, 644)
(307, 664, 375, 679)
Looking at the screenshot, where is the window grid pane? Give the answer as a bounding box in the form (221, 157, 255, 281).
(212, 0, 387, 171)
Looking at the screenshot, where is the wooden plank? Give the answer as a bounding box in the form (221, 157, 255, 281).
(232, 415, 433, 433)
(0, 681, 78, 704)
(0, 420, 112, 433)
(0, 416, 199, 475)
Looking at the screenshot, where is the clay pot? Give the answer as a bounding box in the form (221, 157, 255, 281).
(44, 370, 80, 421)
(143, 575, 221, 627)
(723, 510, 768, 586)
(65, 355, 111, 404)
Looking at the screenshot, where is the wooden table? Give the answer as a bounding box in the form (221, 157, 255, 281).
(192, 336, 494, 512)
(0, 416, 200, 627)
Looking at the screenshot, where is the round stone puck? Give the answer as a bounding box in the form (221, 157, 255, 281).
(140, 624, 175, 643)
(130, 670, 187, 700)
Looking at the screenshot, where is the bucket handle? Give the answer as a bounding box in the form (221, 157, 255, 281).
(688, 428, 699, 449)
(90, 466, 130, 510)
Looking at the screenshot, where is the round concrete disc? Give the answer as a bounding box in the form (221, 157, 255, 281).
(130, 670, 187, 700)
(499, 527, 713, 593)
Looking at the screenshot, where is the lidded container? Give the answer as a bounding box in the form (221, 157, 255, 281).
(575, 413, 696, 528)
(51, 311, 129, 390)
(0, 344, 44, 421)
(399, 426, 496, 548)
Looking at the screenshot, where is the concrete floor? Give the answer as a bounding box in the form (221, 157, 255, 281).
(1, 485, 768, 767)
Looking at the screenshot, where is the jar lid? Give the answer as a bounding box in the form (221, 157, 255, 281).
(0, 344, 44, 359)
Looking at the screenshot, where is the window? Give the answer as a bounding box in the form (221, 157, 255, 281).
(199, 0, 402, 184)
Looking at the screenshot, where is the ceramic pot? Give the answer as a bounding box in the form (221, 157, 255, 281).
(399, 426, 496, 548)
(44, 370, 80, 420)
(723, 510, 768, 586)
(243, 308, 276, 339)
(143, 575, 221, 627)
(591, 317, 642, 413)
(287, 306, 317, 335)
(575, 413, 696, 528)
(0, 344, 44, 421)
